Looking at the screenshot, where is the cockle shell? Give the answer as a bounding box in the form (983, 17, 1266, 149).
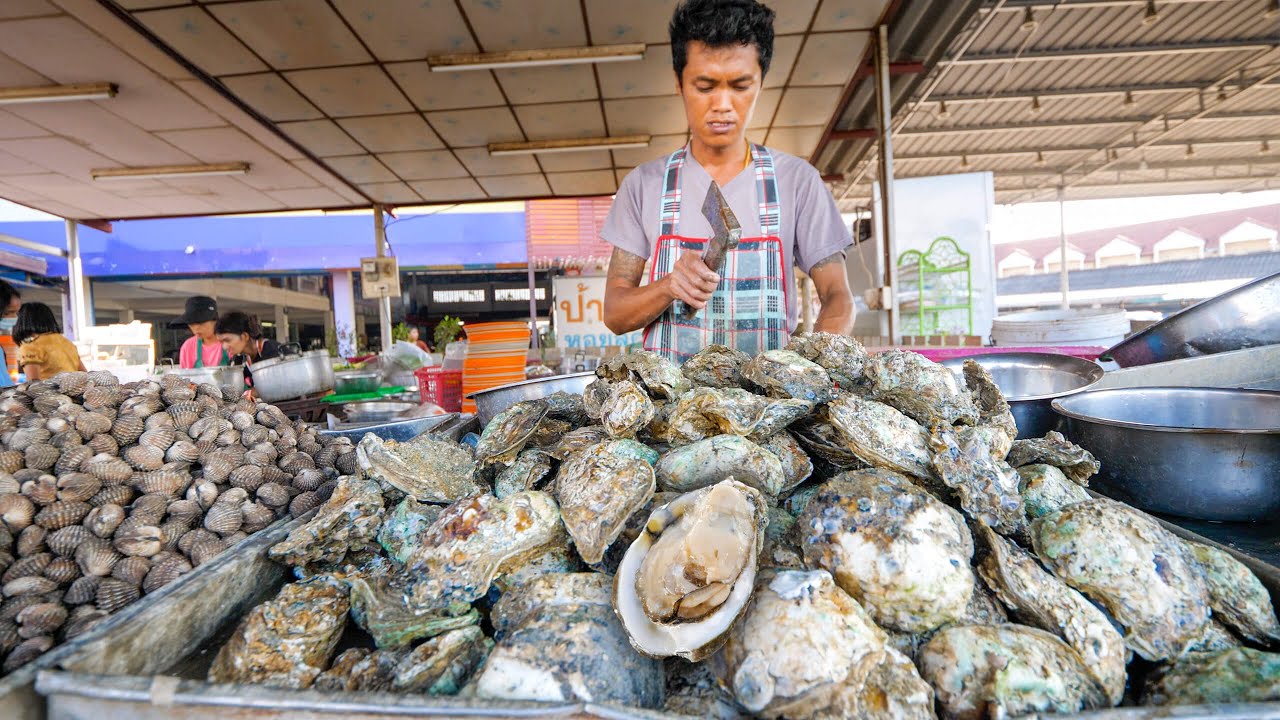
(240, 502, 275, 534)
(289, 491, 322, 518)
(86, 455, 132, 484)
(111, 555, 151, 586)
(64, 575, 100, 605)
(21, 476, 58, 506)
(89, 484, 134, 508)
(128, 494, 170, 525)
(23, 444, 58, 471)
(0, 494, 34, 532)
(3, 553, 50, 583)
(228, 465, 264, 492)
(164, 441, 199, 464)
(33, 393, 73, 416)
(189, 537, 227, 566)
(2, 575, 57, 597)
(76, 539, 122, 577)
(3, 635, 53, 673)
(14, 526, 46, 558)
(47, 525, 92, 556)
(110, 415, 145, 445)
(0, 451, 23, 475)
(203, 503, 242, 536)
(35, 501, 91, 530)
(43, 556, 79, 585)
(87, 433, 119, 456)
(114, 525, 162, 558)
(74, 411, 113, 440)
(123, 444, 164, 472)
(143, 555, 191, 594)
(96, 577, 141, 613)
(164, 499, 202, 525)
(256, 483, 290, 509)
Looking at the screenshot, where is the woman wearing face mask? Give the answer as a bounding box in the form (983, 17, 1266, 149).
(14, 302, 86, 381)
(0, 280, 20, 388)
(174, 296, 228, 369)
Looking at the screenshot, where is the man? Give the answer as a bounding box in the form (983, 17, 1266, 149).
(602, 0, 855, 361)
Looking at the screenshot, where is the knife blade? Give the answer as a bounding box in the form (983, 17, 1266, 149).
(682, 181, 741, 319)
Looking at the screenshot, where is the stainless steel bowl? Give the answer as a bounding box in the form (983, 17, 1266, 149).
(1103, 270, 1280, 367)
(942, 352, 1103, 440)
(467, 371, 595, 427)
(342, 401, 417, 424)
(161, 366, 246, 395)
(334, 369, 381, 395)
(1053, 387, 1280, 522)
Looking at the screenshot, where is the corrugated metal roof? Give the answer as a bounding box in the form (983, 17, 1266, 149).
(997, 250, 1280, 294)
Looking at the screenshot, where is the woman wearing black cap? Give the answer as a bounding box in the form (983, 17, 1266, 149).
(174, 296, 229, 369)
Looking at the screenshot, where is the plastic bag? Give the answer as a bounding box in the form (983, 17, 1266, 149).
(382, 340, 432, 372)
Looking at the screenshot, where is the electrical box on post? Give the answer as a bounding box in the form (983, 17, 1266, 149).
(360, 257, 400, 299)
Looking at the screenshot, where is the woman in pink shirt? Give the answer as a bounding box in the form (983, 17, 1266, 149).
(175, 296, 229, 369)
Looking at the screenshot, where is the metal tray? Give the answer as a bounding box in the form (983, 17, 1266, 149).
(319, 412, 456, 443)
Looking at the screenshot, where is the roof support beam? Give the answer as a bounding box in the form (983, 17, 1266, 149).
(952, 39, 1275, 65)
(986, 0, 1239, 9)
(896, 135, 1280, 160)
(927, 79, 1280, 105)
(893, 110, 1276, 136)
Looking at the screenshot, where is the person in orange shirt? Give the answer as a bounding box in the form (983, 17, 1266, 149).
(13, 302, 85, 381)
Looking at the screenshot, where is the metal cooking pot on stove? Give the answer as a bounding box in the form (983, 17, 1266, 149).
(249, 345, 336, 404)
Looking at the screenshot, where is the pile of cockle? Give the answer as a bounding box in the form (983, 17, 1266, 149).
(0, 371, 355, 675)
(210, 336, 1280, 719)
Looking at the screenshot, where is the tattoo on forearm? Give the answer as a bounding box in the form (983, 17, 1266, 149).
(608, 248, 647, 284)
(810, 252, 846, 273)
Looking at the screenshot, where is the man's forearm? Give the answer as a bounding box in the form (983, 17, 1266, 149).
(809, 252, 856, 336)
(814, 292, 854, 335)
(604, 278, 675, 335)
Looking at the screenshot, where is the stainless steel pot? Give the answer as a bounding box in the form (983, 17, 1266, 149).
(467, 371, 595, 427)
(249, 347, 335, 403)
(1053, 387, 1280, 522)
(334, 369, 381, 395)
(942, 352, 1103, 439)
(160, 366, 246, 395)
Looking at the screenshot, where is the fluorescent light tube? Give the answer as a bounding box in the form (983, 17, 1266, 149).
(0, 83, 117, 105)
(91, 162, 250, 182)
(488, 135, 652, 156)
(430, 44, 645, 72)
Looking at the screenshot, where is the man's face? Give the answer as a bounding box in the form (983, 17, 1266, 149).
(676, 41, 762, 151)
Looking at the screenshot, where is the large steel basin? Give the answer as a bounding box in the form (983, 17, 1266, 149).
(943, 352, 1103, 439)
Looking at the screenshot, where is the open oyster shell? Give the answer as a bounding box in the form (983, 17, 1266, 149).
(741, 350, 836, 404)
(554, 439, 656, 565)
(614, 479, 767, 662)
(655, 435, 786, 497)
(357, 433, 482, 503)
(1031, 498, 1210, 661)
(347, 574, 478, 649)
(864, 350, 977, 427)
(1185, 541, 1280, 646)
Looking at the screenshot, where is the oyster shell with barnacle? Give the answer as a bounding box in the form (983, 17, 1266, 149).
(1007, 431, 1100, 485)
(791, 411, 870, 471)
(554, 439, 656, 565)
(666, 387, 812, 447)
(961, 359, 1018, 444)
(825, 393, 934, 481)
(377, 497, 442, 564)
(822, 646, 936, 720)
(546, 425, 608, 461)
(392, 625, 492, 695)
(474, 572, 665, 708)
(681, 344, 749, 389)
(474, 400, 548, 471)
(741, 350, 836, 404)
(798, 469, 975, 633)
(759, 432, 812, 493)
(347, 574, 478, 649)
(1018, 463, 1089, 520)
(269, 475, 384, 568)
(1143, 647, 1280, 706)
(1031, 498, 1210, 661)
(1185, 541, 1280, 646)
(597, 350, 689, 401)
(655, 435, 786, 497)
(493, 448, 553, 498)
(614, 479, 768, 662)
(785, 332, 869, 390)
(708, 568, 889, 719)
(976, 523, 1127, 705)
(920, 624, 1108, 720)
(357, 433, 482, 504)
(600, 380, 655, 439)
(402, 491, 566, 613)
(928, 425, 1025, 536)
(864, 350, 977, 427)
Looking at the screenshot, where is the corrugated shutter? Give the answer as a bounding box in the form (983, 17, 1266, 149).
(526, 197, 614, 271)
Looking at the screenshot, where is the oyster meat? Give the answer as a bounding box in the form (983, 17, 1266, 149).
(977, 523, 1127, 705)
(1031, 498, 1210, 661)
(785, 332, 868, 389)
(554, 439, 656, 565)
(402, 491, 566, 612)
(826, 394, 934, 481)
(615, 479, 767, 661)
(1186, 541, 1280, 646)
(928, 426, 1025, 535)
(1018, 463, 1089, 520)
(798, 469, 975, 633)
(1144, 647, 1280, 706)
(961, 359, 1018, 444)
(919, 624, 1108, 720)
(864, 350, 977, 426)
(357, 433, 482, 503)
(474, 572, 664, 708)
(600, 380, 656, 439)
(208, 576, 349, 689)
(709, 569, 888, 719)
(666, 388, 812, 446)
(655, 435, 786, 497)
(597, 350, 689, 401)
(741, 350, 835, 404)
(269, 475, 384, 568)
(474, 400, 548, 470)
(1007, 431, 1100, 485)
(681, 344, 749, 389)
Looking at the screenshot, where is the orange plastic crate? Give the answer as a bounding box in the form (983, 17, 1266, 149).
(416, 367, 463, 412)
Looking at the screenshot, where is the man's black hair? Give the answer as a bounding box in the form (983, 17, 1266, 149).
(670, 0, 775, 80)
(13, 302, 61, 345)
(0, 280, 21, 312)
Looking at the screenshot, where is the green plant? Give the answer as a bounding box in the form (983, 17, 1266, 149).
(392, 322, 412, 343)
(434, 315, 462, 352)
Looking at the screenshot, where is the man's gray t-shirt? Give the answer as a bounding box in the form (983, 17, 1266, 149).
(600, 146, 851, 332)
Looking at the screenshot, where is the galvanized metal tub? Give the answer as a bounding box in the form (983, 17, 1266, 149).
(467, 372, 595, 427)
(941, 352, 1103, 439)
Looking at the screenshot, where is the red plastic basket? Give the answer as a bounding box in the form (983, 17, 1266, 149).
(416, 367, 463, 412)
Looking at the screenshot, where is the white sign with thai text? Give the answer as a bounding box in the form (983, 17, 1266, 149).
(553, 276, 641, 349)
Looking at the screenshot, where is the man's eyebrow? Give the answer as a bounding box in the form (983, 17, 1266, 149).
(692, 74, 756, 83)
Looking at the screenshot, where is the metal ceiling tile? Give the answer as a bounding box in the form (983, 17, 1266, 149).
(265, 187, 351, 208)
(378, 150, 470, 180)
(322, 155, 399, 184)
(408, 177, 487, 202)
(547, 169, 616, 195)
(0, 149, 44, 175)
(584, 0, 676, 44)
(0, 0, 56, 17)
(136, 7, 266, 76)
(597, 44, 675, 99)
(0, 136, 116, 177)
(774, 0, 820, 35)
(359, 181, 422, 204)
(222, 73, 323, 121)
(612, 132, 685, 166)
(425, 107, 524, 147)
(7, 102, 197, 166)
(387, 61, 507, 111)
(791, 32, 868, 87)
(0, 110, 51, 139)
(453, 147, 540, 177)
(493, 64, 599, 105)
(278, 119, 364, 157)
(764, 125, 823, 158)
(459, 0, 586, 52)
(332, 0, 477, 62)
(765, 35, 802, 89)
(773, 87, 841, 127)
(285, 66, 413, 118)
(812, 0, 889, 31)
(513, 101, 605, 141)
(478, 173, 551, 198)
(0, 52, 47, 87)
(207, 0, 370, 70)
(154, 127, 319, 190)
(337, 114, 444, 153)
(536, 150, 612, 172)
(115, 0, 194, 9)
(604, 95, 687, 136)
(749, 88, 783, 129)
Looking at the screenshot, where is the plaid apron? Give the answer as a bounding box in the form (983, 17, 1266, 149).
(642, 144, 789, 362)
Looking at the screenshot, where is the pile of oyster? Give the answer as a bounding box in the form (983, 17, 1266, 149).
(0, 370, 355, 674)
(211, 338, 1280, 718)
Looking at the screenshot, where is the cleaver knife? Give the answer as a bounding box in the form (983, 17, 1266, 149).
(682, 181, 741, 319)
